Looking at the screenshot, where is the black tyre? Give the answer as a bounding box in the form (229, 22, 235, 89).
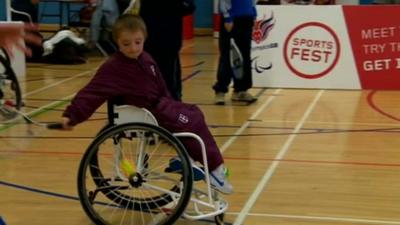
(215, 213, 225, 225)
(78, 122, 193, 225)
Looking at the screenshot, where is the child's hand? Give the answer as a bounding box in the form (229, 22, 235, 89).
(62, 117, 74, 130)
(47, 117, 74, 130)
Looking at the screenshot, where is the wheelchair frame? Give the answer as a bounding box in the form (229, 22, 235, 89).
(0, 46, 228, 224)
(0, 48, 23, 123)
(76, 102, 228, 225)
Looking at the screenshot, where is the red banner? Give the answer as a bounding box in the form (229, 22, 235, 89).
(343, 5, 400, 89)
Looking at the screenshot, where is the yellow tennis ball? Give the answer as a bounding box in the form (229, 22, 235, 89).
(120, 159, 135, 175)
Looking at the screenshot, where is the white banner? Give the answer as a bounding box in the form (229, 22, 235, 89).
(252, 5, 360, 89)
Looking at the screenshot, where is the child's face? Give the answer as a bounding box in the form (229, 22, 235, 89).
(117, 30, 145, 59)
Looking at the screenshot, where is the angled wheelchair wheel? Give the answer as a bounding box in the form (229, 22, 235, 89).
(78, 122, 193, 225)
(215, 213, 225, 225)
(0, 52, 22, 123)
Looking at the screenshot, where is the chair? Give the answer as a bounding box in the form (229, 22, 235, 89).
(76, 103, 228, 225)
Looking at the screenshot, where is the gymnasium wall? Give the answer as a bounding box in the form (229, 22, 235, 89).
(0, 0, 214, 28)
(0, 0, 373, 29)
(0, 0, 5, 20)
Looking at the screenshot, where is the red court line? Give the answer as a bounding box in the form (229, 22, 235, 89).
(367, 90, 400, 122)
(1, 149, 400, 168)
(226, 156, 400, 168)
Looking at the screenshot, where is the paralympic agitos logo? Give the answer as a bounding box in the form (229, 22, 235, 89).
(252, 12, 277, 74)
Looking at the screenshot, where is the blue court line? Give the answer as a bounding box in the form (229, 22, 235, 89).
(0, 180, 230, 224)
(182, 70, 201, 82)
(0, 180, 79, 201)
(0, 216, 6, 225)
(182, 61, 205, 68)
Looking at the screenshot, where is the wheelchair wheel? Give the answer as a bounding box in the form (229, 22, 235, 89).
(78, 122, 193, 225)
(215, 213, 225, 225)
(0, 54, 22, 123)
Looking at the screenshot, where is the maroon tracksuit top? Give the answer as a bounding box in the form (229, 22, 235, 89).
(63, 51, 223, 170)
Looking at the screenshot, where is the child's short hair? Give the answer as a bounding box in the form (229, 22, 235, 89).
(112, 14, 147, 41)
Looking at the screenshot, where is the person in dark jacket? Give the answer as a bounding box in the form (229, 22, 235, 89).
(140, 0, 195, 101)
(60, 14, 233, 194)
(10, 0, 44, 61)
(213, 0, 258, 105)
(11, 0, 39, 22)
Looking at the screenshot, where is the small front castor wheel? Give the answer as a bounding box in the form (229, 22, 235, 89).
(215, 213, 224, 225)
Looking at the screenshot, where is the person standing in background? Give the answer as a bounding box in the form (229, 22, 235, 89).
(88, 0, 120, 51)
(213, 0, 258, 105)
(140, 0, 195, 101)
(11, 0, 39, 22)
(10, 0, 44, 61)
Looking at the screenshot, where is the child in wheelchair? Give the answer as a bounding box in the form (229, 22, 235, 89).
(59, 14, 233, 194)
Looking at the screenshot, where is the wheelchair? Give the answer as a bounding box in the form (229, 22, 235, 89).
(77, 101, 228, 225)
(0, 48, 23, 123)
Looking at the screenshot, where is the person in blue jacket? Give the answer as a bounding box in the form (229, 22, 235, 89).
(213, 0, 258, 105)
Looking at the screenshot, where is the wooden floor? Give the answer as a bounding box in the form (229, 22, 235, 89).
(1, 36, 400, 225)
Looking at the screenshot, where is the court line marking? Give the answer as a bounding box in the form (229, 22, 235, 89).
(0, 94, 73, 132)
(3, 177, 399, 225)
(0, 64, 101, 131)
(0, 68, 88, 132)
(0, 180, 79, 201)
(4, 149, 400, 169)
(233, 90, 324, 225)
(227, 212, 400, 225)
(2, 69, 399, 224)
(220, 89, 281, 153)
(2, 56, 204, 133)
(367, 90, 400, 123)
(4, 49, 399, 224)
(22, 69, 95, 97)
(259, 119, 400, 127)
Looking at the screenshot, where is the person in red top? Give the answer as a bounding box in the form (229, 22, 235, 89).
(60, 14, 233, 194)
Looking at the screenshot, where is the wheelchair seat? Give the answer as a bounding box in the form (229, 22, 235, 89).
(113, 104, 158, 125)
(107, 99, 158, 126)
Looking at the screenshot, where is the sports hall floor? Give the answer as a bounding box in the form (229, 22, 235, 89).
(1, 36, 400, 225)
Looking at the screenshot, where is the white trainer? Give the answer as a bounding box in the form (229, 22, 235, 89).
(231, 91, 257, 103)
(215, 92, 225, 105)
(209, 165, 233, 195)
